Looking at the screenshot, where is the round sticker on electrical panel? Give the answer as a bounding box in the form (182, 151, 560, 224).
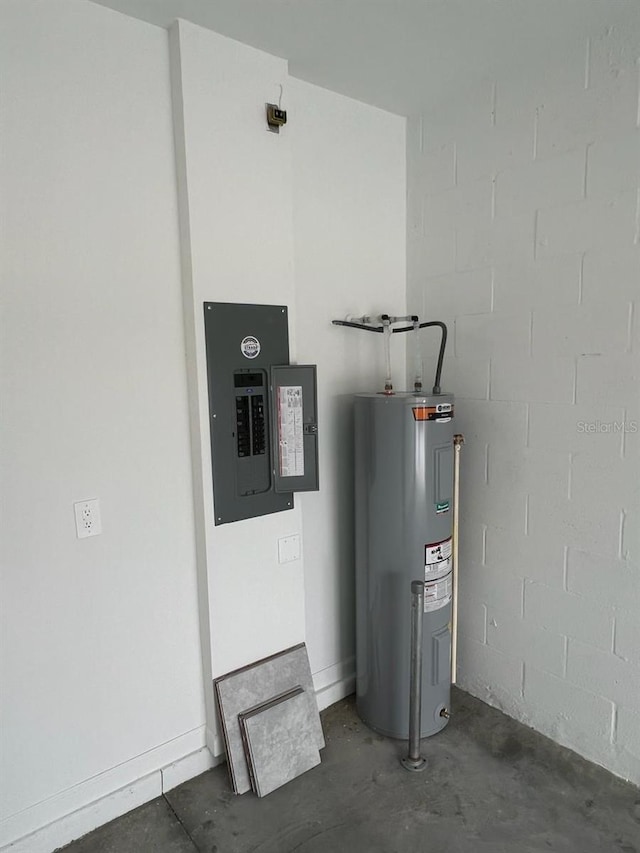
(240, 336, 261, 359)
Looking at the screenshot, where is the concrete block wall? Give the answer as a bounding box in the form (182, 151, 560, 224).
(407, 24, 640, 784)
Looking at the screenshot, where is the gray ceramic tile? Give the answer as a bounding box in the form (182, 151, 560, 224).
(240, 687, 320, 797)
(215, 643, 324, 794)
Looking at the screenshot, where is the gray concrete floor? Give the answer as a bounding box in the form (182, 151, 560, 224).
(60, 689, 640, 853)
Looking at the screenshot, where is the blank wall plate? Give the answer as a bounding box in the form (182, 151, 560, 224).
(278, 534, 300, 564)
(74, 499, 102, 539)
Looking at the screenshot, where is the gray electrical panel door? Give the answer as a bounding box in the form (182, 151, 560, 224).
(203, 302, 319, 526)
(204, 302, 293, 525)
(271, 365, 319, 494)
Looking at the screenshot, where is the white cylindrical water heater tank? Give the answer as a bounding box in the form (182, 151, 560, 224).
(355, 392, 454, 738)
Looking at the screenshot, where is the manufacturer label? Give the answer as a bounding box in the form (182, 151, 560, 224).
(412, 405, 454, 422)
(277, 386, 304, 477)
(436, 501, 450, 513)
(240, 336, 261, 359)
(424, 571, 452, 612)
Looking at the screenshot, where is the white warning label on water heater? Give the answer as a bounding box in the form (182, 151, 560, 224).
(278, 386, 304, 477)
(424, 571, 452, 612)
(425, 537, 452, 575)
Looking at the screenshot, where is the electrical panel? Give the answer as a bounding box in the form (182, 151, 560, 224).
(203, 302, 319, 525)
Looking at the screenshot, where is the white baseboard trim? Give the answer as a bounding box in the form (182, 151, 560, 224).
(1, 662, 355, 853)
(0, 727, 211, 853)
(1, 773, 162, 853)
(313, 656, 356, 711)
(161, 745, 219, 794)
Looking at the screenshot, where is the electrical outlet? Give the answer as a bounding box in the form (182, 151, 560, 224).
(74, 499, 102, 539)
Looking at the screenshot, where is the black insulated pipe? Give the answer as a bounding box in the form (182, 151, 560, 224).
(417, 321, 446, 396)
(331, 320, 383, 333)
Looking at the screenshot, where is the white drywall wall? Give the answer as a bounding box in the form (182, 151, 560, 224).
(407, 21, 640, 783)
(289, 79, 407, 703)
(0, 1, 206, 849)
(169, 22, 307, 759)
(1, 5, 406, 849)
(170, 21, 408, 732)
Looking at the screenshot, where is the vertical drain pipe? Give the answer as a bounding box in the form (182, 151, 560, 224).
(451, 434, 464, 684)
(401, 581, 427, 772)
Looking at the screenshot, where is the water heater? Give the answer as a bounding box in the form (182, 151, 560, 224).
(354, 392, 454, 738)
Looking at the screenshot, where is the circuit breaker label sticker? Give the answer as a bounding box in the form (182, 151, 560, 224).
(278, 386, 304, 477)
(240, 336, 261, 359)
(424, 572, 452, 612)
(425, 537, 452, 565)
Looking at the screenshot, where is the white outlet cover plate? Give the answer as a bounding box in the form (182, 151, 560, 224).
(278, 534, 301, 564)
(74, 499, 102, 539)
